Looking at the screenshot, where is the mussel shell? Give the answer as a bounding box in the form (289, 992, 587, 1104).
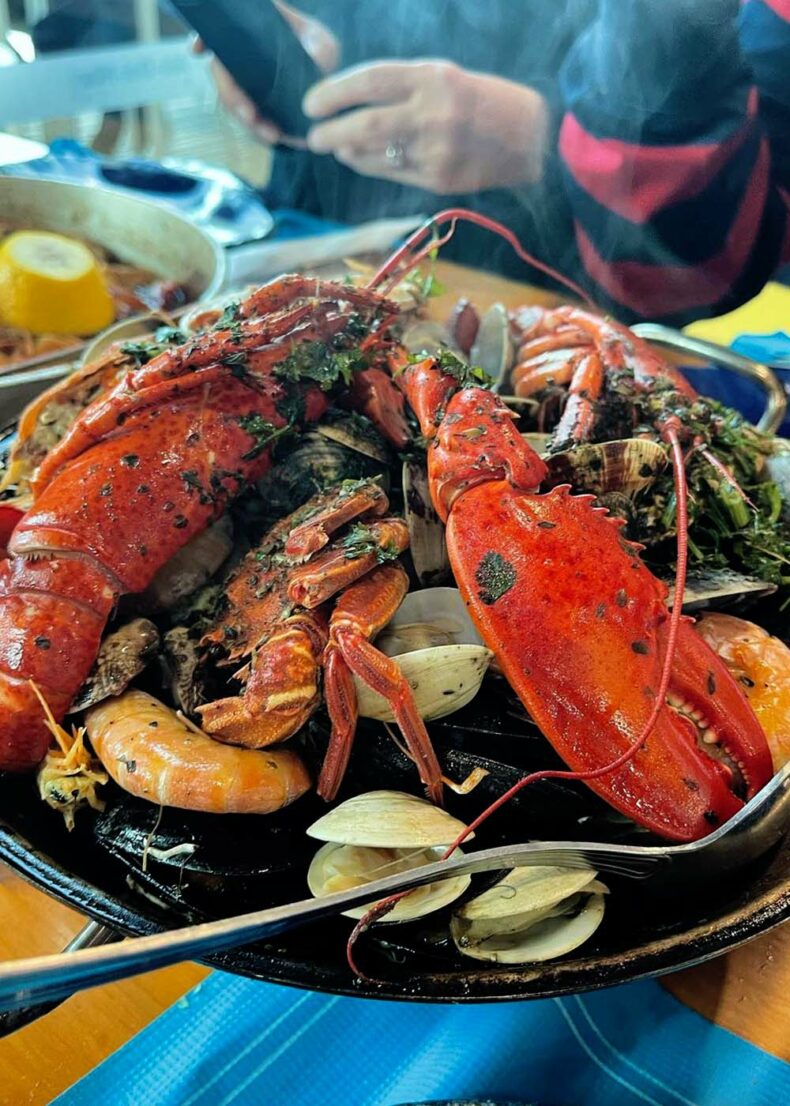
(403, 459, 450, 586)
(70, 618, 160, 712)
(667, 568, 778, 613)
(544, 438, 668, 497)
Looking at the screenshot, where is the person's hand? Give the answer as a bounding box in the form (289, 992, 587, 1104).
(303, 60, 549, 193)
(194, 1, 339, 148)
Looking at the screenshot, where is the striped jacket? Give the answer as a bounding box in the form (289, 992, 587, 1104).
(558, 0, 790, 323)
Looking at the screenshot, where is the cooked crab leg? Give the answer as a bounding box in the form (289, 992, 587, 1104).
(319, 563, 443, 803)
(199, 611, 329, 748)
(288, 519, 409, 608)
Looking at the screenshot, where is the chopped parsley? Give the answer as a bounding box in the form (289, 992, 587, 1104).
(475, 550, 517, 605)
(238, 413, 293, 460)
(341, 522, 401, 563)
(120, 326, 185, 367)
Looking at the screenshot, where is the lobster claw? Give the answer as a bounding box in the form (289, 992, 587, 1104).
(445, 480, 773, 842)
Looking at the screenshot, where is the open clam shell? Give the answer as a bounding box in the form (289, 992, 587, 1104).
(451, 865, 607, 964)
(403, 458, 450, 586)
(544, 439, 668, 497)
(355, 588, 492, 722)
(141, 516, 233, 612)
(470, 303, 512, 391)
(306, 790, 471, 921)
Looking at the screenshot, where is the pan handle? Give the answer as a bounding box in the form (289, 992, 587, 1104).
(632, 323, 788, 436)
(0, 920, 118, 1037)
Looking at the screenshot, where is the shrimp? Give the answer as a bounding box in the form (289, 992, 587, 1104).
(85, 690, 311, 814)
(696, 613, 790, 772)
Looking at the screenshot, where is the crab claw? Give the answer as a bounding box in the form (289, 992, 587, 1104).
(445, 480, 773, 842)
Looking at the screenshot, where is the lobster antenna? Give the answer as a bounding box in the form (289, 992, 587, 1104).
(346, 422, 691, 978)
(368, 207, 597, 308)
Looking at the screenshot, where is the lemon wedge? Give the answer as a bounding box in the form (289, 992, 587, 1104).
(0, 230, 115, 336)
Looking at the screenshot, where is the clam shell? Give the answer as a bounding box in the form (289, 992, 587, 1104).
(452, 891, 606, 963)
(544, 439, 668, 497)
(70, 618, 160, 712)
(314, 410, 392, 463)
(355, 644, 492, 722)
(400, 320, 457, 358)
(376, 587, 484, 651)
(470, 303, 512, 391)
(403, 459, 450, 586)
(307, 841, 471, 921)
(306, 789, 471, 847)
(141, 516, 233, 612)
(256, 434, 387, 521)
(452, 866, 600, 941)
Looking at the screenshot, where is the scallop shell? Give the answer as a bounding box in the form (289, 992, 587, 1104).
(544, 438, 668, 497)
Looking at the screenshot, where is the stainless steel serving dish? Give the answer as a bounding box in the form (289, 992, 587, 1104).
(0, 175, 225, 377)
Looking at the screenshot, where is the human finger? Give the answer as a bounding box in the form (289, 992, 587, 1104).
(303, 61, 415, 119)
(307, 105, 410, 155)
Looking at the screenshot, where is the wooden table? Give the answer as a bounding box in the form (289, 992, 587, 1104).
(0, 260, 788, 1105)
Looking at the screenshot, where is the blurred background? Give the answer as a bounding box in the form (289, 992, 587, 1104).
(0, 0, 270, 185)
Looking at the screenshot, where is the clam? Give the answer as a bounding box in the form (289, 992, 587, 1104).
(544, 438, 668, 498)
(314, 409, 392, 464)
(470, 303, 513, 391)
(355, 588, 492, 722)
(403, 458, 450, 585)
(400, 319, 458, 359)
(141, 516, 233, 612)
(70, 618, 160, 712)
(256, 433, 387, 521)
(451, 865, 608, 964)
(307, 790, 472, 921)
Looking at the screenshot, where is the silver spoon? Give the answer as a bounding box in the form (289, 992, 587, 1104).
(1, 762, 788, 1014)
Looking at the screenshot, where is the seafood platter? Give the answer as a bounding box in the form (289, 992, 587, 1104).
(0, 211, 788, 1001)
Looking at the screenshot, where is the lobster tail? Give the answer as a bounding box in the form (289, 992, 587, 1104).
(0, 556, 116, 770)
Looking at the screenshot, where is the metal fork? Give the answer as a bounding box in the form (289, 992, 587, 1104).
(1, 761, 788, 1013)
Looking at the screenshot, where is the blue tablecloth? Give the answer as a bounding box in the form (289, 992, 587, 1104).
(53, 973, 790, 1106)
